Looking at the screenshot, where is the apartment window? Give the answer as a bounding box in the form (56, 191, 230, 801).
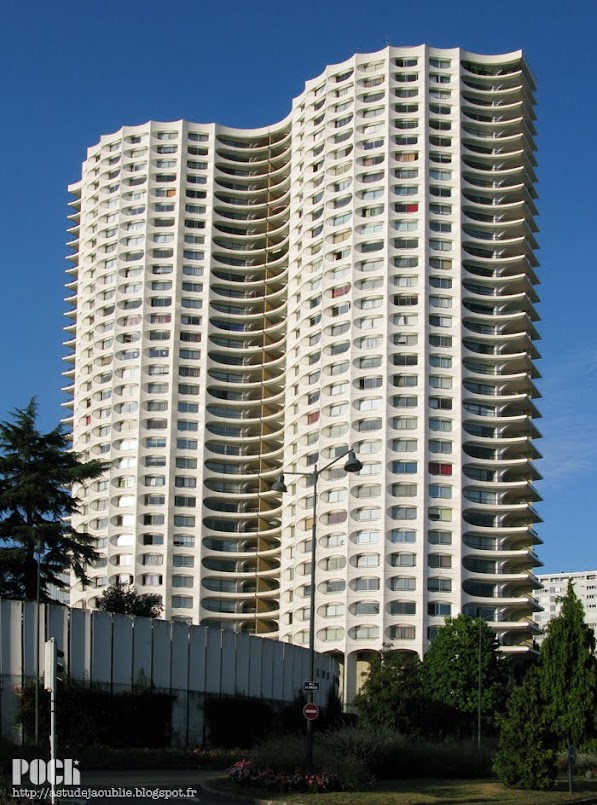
(430, 279, 453, 294)
(173, 534, 195, 547)
(429, 418, 451, 432)
(176, 438, 197, 450)
(430, 335, 452, 348)
(145, 456, 166, 467)
(429, 507, 452, 522)
(390, 625, 416, 639)
(144, 437, 165, 449)
(391, 577, 416, 591)
(429, 440, 452, 454)
(430, 354, 452, 368)
(392, 482, 417, 497)
(394, 375, 418, 388)
(356, 554, 380, 568)
(145, 475, 166, 487)
(357, 377, 383, 391)
(392, 396, 417, 409)
(173, 555, 194, 568)
(354, 577, 380, 591)
(390, 602, 416, 616)
(172, 596, 193, 609)
(392, 506, 417, 520)
(428, 462, 453, 475)
(354, 530, 380, 545)
(352, 625, 380, 641)
(429, 315, 452, 328)
(354, 483, 381, 499)
(428, 602, 451, 617)
(142, 514, 164, 526)
(430, 376, 452, 389)
(393, 416, 417, 430)
(430, 186, 451, 197)
(391, 529, 416, 544)
(177, 385, 199, 397)
(428, 530, 452, 545)
(172, 576, 193, 588)
(392, 460, 417, 474)
(361, 187, 384, 201)
(144, 493, 165, 505)
(174, 495, 196, 508)
(428, 554, 453, 569)
(429, 484, 452, 499)
(142, 533, 163, 547)
(173, 515, 195, 527)
(354, 507, 381, 522)
(428, 578, 452, 593)
(430, 221, 452, 235)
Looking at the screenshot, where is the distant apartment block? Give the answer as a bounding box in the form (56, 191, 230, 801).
(534, 571, 597, 639)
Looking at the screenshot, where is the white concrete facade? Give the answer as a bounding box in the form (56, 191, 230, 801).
(64, 46, 542, 696)
(534, 572, 597, 640)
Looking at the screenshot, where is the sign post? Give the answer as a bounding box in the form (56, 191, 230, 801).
(44, 639, 57, 805)
(568, 745, 576, 794)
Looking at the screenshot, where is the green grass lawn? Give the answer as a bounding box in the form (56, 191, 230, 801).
(212, 775, 597, 804)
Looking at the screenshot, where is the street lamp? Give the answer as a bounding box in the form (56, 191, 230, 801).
(272, 447, 362, 771)
(35, 541, 42, 746)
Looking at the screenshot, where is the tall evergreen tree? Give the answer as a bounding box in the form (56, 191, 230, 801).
(539, 580, 597, 747)
(493, 666, 558, 790)
(0, 399, 107, 601)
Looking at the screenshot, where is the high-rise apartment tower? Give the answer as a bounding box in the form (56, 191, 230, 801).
(64, 46, 542, 698)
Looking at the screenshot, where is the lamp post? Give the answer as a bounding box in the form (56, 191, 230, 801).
(477, 618, 482, 749)
(35, 542, 42, 746)
(272, 447, 362, 771)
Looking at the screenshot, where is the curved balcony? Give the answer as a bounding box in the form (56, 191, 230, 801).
(203, 127, 290, 636)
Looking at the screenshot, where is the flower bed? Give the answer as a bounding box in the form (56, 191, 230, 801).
(191, 747, 247, 769)
(227, 759, 341, 793)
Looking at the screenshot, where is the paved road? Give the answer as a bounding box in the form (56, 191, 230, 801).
(13, 769, 254, 805)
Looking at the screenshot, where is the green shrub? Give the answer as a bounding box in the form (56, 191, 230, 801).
(241, 730, 491, 789)
(253, 734, 306, 772)
(318, 750, 373, 791)
(319, 725, 397, 776)
(319, 730, 493, 781)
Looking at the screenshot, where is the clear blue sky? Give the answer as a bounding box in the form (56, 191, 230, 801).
(0, 0, 594, 575)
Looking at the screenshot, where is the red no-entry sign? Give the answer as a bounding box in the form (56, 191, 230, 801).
(303, 703, 320, 720)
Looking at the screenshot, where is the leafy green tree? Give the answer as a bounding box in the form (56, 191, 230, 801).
(421, 614, 508, 736)
(0, 399, 106, 601)
(493, 666, 558, 790)
(539, 580, 597, 748)
(96, 582, 163, 618)
(353, 646, 424, 734)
